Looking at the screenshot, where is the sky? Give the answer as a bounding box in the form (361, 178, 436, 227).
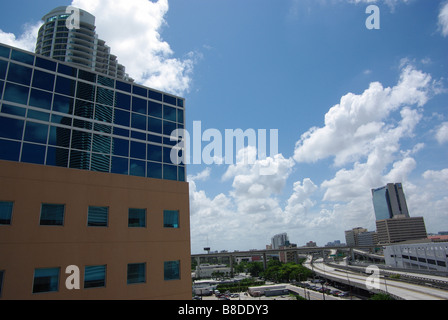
(1, 0, 447, 254)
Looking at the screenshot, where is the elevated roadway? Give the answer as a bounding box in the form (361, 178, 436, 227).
(307, 259, 448, 300)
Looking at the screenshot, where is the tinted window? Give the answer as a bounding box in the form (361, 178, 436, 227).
(132, 96, 147, 114)
(115, 92, 130, 110)
(3, 82, 29, 104)
(24, 121, 48, 144)
(11, 50, 34, 65)
(35, 57, 57, 71)
(55, 76, 76, 96)
(148, 101, 162, 118)
(0, 116, 24, 140)
(7, 63, 32, 85)
(163, 105, 176, 122)
(148, 117, 162, 134)
(0, 139, 20, 161)
(147, 161, 162, 179)
(32, 70, 55, 91)
(29, 88, 52, 110)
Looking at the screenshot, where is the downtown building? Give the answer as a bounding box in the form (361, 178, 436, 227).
(0, 7, 190, 300)
(371, 183, 427, 245)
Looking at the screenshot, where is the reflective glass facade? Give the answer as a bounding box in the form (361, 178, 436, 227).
(0, 43, 185, 181)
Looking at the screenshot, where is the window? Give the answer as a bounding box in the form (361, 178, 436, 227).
(40, 204, 65, 226)
(164, 260, 180, 281)
(84, 265, 106, 288)
(87, 206, 108, 227)
(32, 267, 60, 293)
(7, 63, 32, 86)
(0, 201, 13, 225)
(163, 210, 179, 228)
(128, 208, 146, 227)
(127, 263, 146, 284)
(0, 270, 4, 297)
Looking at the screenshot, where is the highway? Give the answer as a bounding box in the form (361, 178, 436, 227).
(308, 258, 448, 300)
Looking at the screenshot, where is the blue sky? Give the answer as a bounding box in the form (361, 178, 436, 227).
(1, 0, 448, 254)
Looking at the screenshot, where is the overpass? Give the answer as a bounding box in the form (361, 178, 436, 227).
(191, 245, 377, 275)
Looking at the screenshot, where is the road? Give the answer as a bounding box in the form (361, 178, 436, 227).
(309, 259, 448, 300)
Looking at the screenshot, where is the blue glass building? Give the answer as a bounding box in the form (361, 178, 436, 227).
(0, 43, 185, 181)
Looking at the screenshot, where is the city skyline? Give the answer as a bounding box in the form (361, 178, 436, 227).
(1, 0, 448, 254)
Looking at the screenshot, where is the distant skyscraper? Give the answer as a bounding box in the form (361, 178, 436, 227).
(35, 6, 132, 81)
(271, 233, 289, 249)
(371, 183, 409, 221)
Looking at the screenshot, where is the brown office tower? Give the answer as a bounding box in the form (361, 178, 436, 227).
(0, 14, 190, 299)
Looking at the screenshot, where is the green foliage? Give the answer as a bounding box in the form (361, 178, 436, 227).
(216, 278, 265, 293)
(261, 261, 313, 283)
(370, 293, 394, 300)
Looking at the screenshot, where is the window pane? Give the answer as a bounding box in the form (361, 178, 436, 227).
(132, 96, 147, 114)
(87, 206, 108, 227)
(163, 120, 177, 136)
(132, 85, 147, 97)
(115, 92, 130, 110)
(163, 94, 177, 106)
(163, 164, 177, 181)
(1, 104, 26, 117)
(35, 57, 57, 71)
(46, 146, 69, 168)
(131, 113, 146, 131)
(130, 159, 145, 177)
(130, 141, 145, 159)
(163, 210, 179, 228)
(147, 161, 162, 179)
(84, 265, 106, 288)
(0, 139, 21, 161)
(148, 89, 162, 101)
(113, 109, 130, 126)
(40, 204, 64, 226)
(52, 94, 74, 114)
(55, 76, 76, 96)
(148, 117, 162, 134)
(178, 166, 185, 182)
(49, 126, 71, 148)
(32, 70, 55, 91)
(127, 263, 146, 284)
(7, 63, 32, 85)
(21, 143, 46, 165)
(76, 81, 95, 102)
(32, 268, 59, 293)
(116, 80, 131, 92)
(0, 201, 13, 225)
(147, 144, 162, 162)
(96, 87, 114, 106)
(0, 116, 24, 140)
(112, 137, 128, 157)
(11, 49, 34, 65)
(164, 261, 180, 281)
(24, 121, 48, 144)
(91, 153, 110, 173)
(69, 149, 90, 170)
(29, 88, 52, 110)
(111, 156, 128, 175)
(128, 208, 146, 227)
(163, 105, 176, 122)
(148, 101, 162, 118)
(0, 60, 8, 79)
(3, 82, 29, 105)
(177, 109, 184, 124)
(74, 100, 94, 119)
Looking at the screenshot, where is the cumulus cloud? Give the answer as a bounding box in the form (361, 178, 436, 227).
(436, 122, 448, 144)
(439, 1, 448, 37)
(71, 0, 196, 95)
(0, 0, 196, 96)
(294, 64, 433, 167)
(0, 21, 41, 52)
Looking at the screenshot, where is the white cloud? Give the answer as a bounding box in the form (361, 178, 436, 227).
(0, 21, 41, 52)
(71, 0, 196, 95)
(435, 122, 448, 144)
(439, 1, 448, 37)
(0, 0, 196, 96)
(294, 64, 432, 167)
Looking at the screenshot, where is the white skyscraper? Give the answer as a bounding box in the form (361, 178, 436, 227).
(35, 6, 132, 81)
